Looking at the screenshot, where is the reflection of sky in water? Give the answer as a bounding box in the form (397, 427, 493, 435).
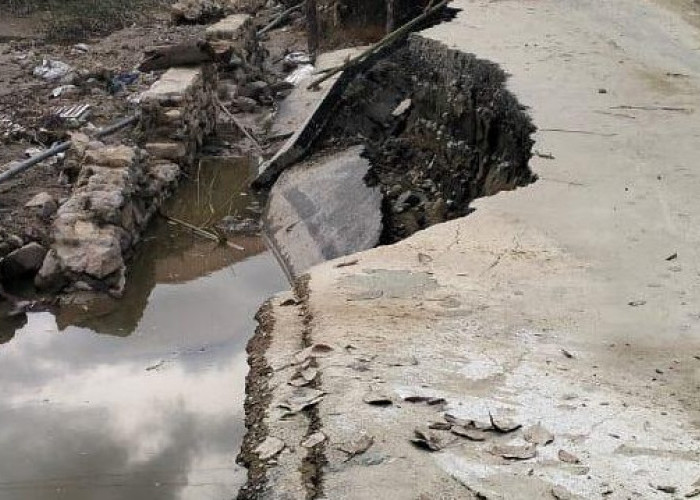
(0, 252, 288, 500)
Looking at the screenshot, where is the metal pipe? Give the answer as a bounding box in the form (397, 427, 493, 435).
(0, 114, 139, 185)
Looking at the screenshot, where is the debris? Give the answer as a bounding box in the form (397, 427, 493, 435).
(489, 413, 522, 433)
(534, 150, 556, 159)
(335, 259, 359, 268)
(490, 444, 537, 460)
(140, 41, 216, 72)
(561, 349, 575, 359)
(628, 300, 647, 307)
(255, 436, 285, 460)
(279, 388, 325, 414)
(283, 51, 312, 68)
(294, 343, 334, 364)
(551, 486, 576, 499)
(392, 98, 413, 117)
(524, 424, 554, 446)
(338, 434, 374, 460)
(610, 105, 692, 113)
(51, 85, 78, 98)
(417, 252, 433, 264)
(33, 59, 73, 81)
(652, 484, 677, 494)
(52, 104, 92, 124)
(307, 0, 451, 90)
(558, 449, 580, 464)
(666, 253, 678, 261)
(285, 64, 315, 85)
(280, 298, 299, 306)
(289, 367, 318, 387)
(404, 395, 446, 405)
(411, 428, 445, 452)
(73, 43, 89, 53)
(451, 426, 488, 441)
(257, 1, 305, 37)
(363, 391, 393, 406)
(146, 360, 166, 371)
(428, 422, 452, 431)
(301, 432, 326, 448)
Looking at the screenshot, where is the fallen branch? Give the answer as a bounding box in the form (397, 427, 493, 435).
(307, 0, 451, 90)
(161, 212, 245, 251)
(257, 1, 306, 37)
(215, 98, 264, 153)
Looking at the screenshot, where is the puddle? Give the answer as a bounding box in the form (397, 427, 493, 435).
(0, 158, 288, 499)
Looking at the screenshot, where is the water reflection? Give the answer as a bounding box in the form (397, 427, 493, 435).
(0, 159, 288, 499)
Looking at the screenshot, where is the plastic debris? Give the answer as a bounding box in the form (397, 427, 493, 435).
(285, 64, 315, 86)
(33, 59, 73, 81)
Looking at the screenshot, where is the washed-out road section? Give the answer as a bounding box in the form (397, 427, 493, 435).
(241, 1, 700, 499)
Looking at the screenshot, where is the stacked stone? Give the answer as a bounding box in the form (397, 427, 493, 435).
(35, 143, 180, 296)
(139, 65, 218, 170)
(206, 14, 265, 69)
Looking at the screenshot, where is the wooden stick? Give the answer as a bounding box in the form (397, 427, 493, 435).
(257, 1, 306, 37)
(307, 0, 450, 90)
(215, 98, 264, 153)
(161, 213, 245, 251)
(306, 0, 320, 58)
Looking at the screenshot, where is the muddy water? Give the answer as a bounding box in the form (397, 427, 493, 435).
(0, 158, 287, 499)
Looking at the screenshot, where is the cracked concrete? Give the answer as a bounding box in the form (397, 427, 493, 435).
(240, 0, 700, 498)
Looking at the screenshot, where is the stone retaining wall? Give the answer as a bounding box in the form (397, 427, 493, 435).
(35, 143, 180, 296)
(139, 65, 218, 170)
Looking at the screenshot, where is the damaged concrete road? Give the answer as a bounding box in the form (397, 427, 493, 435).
(240, 0, 700, 498)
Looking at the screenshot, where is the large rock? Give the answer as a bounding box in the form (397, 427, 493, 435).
(84, 145, 136, 169)
(0, 242, 47, 279)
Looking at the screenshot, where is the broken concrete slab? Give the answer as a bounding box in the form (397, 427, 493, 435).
(241, 0, 700, 498)
(253, 47, 369, 188)
(205, 14, 251, 40)
(263, 146, 382, 279)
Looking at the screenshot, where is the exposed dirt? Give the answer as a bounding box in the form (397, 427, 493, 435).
(315, 39, 536, 243)
(236, 301, 276, 500)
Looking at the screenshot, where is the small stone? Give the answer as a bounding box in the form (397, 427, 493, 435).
(338, 434, 374, 460)
(451, 426, 488, 441)
(558, 449, 580, 464)
(490, 444, 537, 460)
(653, 484, 677, 494)
(524, 424, 554, 446)
(255, 437, 285, 461)
(301, 432, 326, 449)
(411, 429, 444, 452)
(363, 391, 393, 406)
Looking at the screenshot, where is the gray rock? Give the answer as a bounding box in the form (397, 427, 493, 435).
(1, 242, 47, 279)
